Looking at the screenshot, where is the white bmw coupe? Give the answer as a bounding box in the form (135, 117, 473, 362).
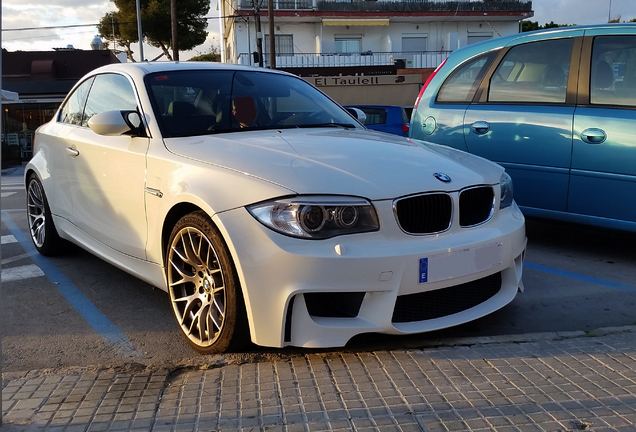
(26, 62, 526, 354)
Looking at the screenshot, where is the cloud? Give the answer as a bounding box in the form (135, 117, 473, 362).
(2, 0, 220, 56)
(531, 0, 635, 25)
(2, 2, 115, 51)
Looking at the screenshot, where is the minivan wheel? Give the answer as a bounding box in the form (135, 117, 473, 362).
(166, 211, 249, 354)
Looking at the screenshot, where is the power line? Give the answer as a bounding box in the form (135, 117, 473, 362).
(2, 15, 225, 33)
(3, 29, 96, 43)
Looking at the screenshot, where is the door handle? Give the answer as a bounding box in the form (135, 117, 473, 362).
(65, 147, 80, 157)
(581, 128, 606, 144)
(471, 121, 490, 135)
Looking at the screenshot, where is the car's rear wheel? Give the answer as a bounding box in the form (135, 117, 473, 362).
(26, 174, 65, 256)
(166, 211, 249, 354)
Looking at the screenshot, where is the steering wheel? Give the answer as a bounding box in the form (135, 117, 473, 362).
(266, 113, 293, 126)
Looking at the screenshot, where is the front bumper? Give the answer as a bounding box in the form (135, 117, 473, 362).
(214, 199, 526, 348)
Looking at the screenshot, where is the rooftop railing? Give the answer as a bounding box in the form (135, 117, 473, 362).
(317, 0, 532, 13)
(237, 0, 532, 12)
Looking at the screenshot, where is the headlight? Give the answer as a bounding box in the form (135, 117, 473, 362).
(248, 196, 379, 239)
(500, 172, 514, 209)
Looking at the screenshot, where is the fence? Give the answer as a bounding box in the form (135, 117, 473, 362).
(237, 51, 451, 69)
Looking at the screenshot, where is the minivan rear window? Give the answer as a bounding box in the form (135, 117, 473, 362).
(437, 51, 497, 103)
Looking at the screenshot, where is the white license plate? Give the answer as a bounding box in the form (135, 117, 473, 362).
(419, 242, 503, 283)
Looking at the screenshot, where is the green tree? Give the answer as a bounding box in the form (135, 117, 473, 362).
(521, 20, 575, 32)
(188, 39, 221, 61)
(97, 0, 209, 62)
(521, 20, 541, 32)
(98, 10, 138, 62)
(189, 53, 221, 62)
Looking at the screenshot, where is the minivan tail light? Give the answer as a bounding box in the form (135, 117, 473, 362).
(402, 124, 409, 133)
(414, 58, 448, 109)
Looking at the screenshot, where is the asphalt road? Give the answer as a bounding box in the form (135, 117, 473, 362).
(2, 164, 636, 373)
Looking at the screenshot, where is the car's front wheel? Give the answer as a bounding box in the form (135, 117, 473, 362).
(26, 174, 65, 256)
(166, 211, 249, 354)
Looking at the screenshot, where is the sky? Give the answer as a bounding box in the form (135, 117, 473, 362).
(1, 0, 635, 61)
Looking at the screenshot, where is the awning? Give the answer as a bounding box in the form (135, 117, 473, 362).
(322, 19, 389, 26)
(2, 89, 19, 101)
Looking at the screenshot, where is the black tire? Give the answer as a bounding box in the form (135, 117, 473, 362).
(26, 174, 65, 256)
(166, 211, 249, 354)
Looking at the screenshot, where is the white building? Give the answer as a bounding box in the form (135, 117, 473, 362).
(219, 0, 534, 70)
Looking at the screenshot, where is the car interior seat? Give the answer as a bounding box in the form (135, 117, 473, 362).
(212, 95, 232, 131)
(167, 100, 196, 117)
(541, 63, 566, 89)
(591, 60, 616, 104)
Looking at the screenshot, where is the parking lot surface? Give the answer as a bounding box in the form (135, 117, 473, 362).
(3, 163, 636, 430)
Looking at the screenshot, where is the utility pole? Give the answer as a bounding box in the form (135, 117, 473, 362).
(253, 0, 264, 67)
(268, 0, 276, 69)
(171, 0, 179, 61)
(136, 0, 144, 61)
(0, 0, 3, 423)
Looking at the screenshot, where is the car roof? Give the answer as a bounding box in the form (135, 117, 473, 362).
(87, 61, 295, 80)
(344, 105, 412, 109)
(451, 22, 636, 57)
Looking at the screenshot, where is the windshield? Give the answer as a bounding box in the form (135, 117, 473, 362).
(145, 69, 360, 138)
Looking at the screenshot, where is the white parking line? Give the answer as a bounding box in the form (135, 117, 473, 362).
(1, 264, 45, 282)
(2, 253, 31, 265)
(1, 192, 17, 198)
(2, 235, 18, 244)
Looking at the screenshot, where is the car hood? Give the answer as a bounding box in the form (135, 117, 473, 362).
(163, 128, 502, 200)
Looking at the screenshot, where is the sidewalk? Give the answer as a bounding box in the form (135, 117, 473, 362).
(3, 326, 636, 431)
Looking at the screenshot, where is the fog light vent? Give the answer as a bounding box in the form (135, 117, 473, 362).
(304, 292, 365, 318)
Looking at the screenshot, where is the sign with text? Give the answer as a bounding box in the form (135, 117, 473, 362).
(305, 74, 421, 88)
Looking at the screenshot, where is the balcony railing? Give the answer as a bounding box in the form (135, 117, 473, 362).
(238, 0, 311, 9)
(317, 0, 532, 13)
(237, 0, 532, 12)
(237, 50, 451, 69)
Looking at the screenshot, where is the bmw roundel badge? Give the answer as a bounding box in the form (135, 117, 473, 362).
(434, 172, 452, 183)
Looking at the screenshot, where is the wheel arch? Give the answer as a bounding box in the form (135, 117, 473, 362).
(161, 203, 253, 350)
(161, 202, 203, 265)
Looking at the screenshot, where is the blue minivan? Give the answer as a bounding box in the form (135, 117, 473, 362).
(345, 105, 413, 136)
(411, 24, 636, 232)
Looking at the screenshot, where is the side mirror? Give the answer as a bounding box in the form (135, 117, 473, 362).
(87, 110, 143, 136)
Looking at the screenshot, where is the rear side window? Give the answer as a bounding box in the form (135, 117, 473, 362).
(402, 107, 413, 123)
(590, 35, 636, 106)
(359, 108, 388, 125)
(489, 38, 574, 103)
(437, 51, 497, 103)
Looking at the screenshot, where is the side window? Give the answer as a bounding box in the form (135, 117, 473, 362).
(437, 51, 497, 103)
(58, 77, 94, 125)
(590, 35, 636, 106)
(83, 74, 138, 126)
(489, 38, 573, 103)
(359, 108, 387, 125)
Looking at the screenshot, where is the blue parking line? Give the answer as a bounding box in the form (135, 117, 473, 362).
(525, 261, 636, 293)
(1, 211, 142, 358)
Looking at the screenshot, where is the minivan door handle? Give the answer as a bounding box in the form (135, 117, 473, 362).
(581, 128, 607, 144)
(471, 121, 490, 135)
